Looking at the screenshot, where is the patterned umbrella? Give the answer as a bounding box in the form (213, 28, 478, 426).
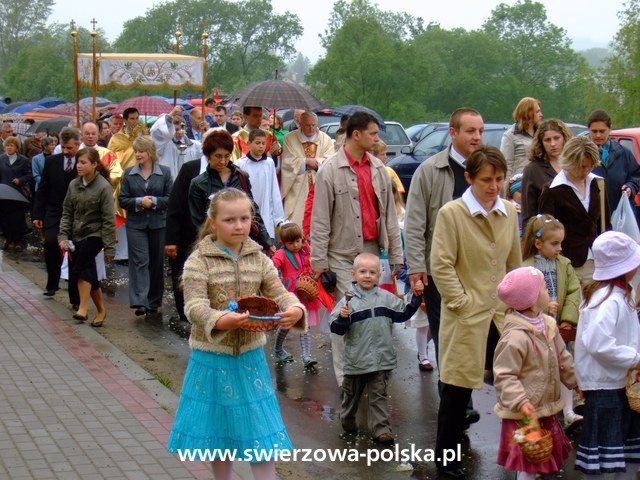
(112, 96, 173, 116)
(227, 80, 326, 110)
(29, 103, 91, 119)
(79, 96, 112, 107)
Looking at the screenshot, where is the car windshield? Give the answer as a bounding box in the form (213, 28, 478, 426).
(414, 130, 448, 155)
(483, 129, 507, 148)
(379, 124, 410, 146)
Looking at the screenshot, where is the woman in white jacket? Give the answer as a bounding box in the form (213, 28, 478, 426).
(575, 231, 640, 478)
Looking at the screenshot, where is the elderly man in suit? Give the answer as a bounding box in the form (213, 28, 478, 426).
(33, 127, 81, 307)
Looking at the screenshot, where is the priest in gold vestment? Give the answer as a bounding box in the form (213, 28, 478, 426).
(280, 111, 334, 226)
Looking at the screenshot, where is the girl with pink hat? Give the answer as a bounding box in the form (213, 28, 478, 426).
(494, 266, 578, 479)
(574, 231, 640, 478)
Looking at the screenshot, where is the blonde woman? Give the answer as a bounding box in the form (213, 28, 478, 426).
(119, 136, 173, 316)
(539, 136, 611, 283)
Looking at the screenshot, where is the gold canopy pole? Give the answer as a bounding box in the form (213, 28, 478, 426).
(174, 21, 182, 107)
(90, 18, 98, 123)
(201, 30, 208, 122)
(70, 20, 80, 127)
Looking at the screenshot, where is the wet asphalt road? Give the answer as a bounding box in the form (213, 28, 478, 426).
(12, 248, 585, 479)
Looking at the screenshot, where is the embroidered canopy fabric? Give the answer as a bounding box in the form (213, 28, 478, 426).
(78, 53, 205, 90)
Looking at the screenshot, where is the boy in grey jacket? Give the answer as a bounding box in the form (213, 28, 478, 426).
(330, 253, 423, 445)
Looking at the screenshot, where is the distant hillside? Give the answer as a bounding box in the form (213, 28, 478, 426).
(580, 47, 612, 69)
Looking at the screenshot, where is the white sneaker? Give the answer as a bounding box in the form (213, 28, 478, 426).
(564, 411, 583, 430)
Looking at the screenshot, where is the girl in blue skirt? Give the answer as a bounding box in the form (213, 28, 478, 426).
(575, 231, 640, 479)
(168, 188, 306, 480)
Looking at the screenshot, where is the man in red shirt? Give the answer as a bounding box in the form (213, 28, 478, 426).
(311, 111, 403, 386)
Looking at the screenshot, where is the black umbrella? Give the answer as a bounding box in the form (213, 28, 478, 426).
(227, 80, 326, 110)
(26, 116, 73, 136)
(332, 105, 384, 124)
(0, 184, 29, 204)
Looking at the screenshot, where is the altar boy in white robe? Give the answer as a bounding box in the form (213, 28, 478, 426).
(235, 129, 285, 241)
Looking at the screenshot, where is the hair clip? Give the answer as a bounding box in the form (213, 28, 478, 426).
(536, 228, 543, 238)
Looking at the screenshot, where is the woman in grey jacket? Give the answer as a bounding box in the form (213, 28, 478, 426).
(119, 136, 173, 317)
(58, 148, 116, 327)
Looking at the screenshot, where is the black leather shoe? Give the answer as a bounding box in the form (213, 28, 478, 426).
(134, 307, 147, 316)
(465, 408, 480, 429)
(43, 290, 57, 297)
(437, 466, 466, 479)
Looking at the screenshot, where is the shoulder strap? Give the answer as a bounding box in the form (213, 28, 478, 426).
(236, 169, 249, 194)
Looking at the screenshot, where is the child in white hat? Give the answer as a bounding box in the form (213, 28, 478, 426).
(574, 231, 640, 478)
(494, 266, 577, 480)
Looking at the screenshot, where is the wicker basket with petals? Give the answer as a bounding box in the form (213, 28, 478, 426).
(515, 425, 553, 464)
(627, 371, 640, 413)
(235, 296, 280, 332)
(295, 273, 319, 302)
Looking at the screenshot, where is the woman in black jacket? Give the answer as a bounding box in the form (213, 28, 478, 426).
(0, 136, 32, 251)
(187, 129, 274, 254)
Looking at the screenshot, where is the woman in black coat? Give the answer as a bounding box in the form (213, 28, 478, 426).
(0, 136, 32, 251)
(539, 136, 612, 284)
(187, 129, 274, 253)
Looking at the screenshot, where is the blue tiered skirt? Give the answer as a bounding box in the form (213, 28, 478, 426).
(167, 347, 293, 462)
(575, 389, 640, 474)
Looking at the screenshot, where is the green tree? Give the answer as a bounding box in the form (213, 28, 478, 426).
(3, 24, 111, 101)
(604, 0, 640, 125)
(321, 0, 423, 47)
(306, 16, 407, 119)
(113, 0, 303, 92)
(0, 0, 55, 76)
(482, 0, 594, 120)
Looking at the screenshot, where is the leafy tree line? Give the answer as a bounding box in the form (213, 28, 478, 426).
(307, 0, 639, 127)
(1, 0, 303, 102)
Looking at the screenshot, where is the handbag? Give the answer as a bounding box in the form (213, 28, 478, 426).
(236, 170, 261, 239)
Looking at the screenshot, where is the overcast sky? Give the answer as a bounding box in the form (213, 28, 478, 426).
(49, 0, 624, 60)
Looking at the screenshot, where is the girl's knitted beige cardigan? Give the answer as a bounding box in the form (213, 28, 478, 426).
(183, 235, 307, 355)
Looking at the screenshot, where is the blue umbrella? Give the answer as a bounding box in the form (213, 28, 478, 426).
(331, 105, 384, 125)
(0, 101, 6, 108)
(37, 97, 65, 108)
(1, 102, 28, 113)
(152, 96, 194, 110)
(11, 103, 45, 114)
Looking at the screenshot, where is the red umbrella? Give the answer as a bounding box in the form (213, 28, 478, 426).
(112, 96, 173, 116)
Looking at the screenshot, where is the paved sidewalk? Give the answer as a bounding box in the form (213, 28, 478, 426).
(0, 268, 213, 480)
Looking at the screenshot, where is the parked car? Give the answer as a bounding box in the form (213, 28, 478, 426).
(405, 122, 447, 144)
(609, 128, 640, 162)
(278, 109, 343, 131)
(387, 123, 511, 193)
(319, 121, 412, 159)
(566, 122, 588, 137)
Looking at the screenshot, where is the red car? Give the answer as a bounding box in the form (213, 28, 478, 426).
(609, 128, 640, 205)
(610, 127, 640, 163)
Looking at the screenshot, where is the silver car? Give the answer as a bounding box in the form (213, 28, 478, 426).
(319, 121, 412, 159)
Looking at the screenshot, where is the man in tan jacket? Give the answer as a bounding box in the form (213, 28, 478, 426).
(311, 111, 402, 385)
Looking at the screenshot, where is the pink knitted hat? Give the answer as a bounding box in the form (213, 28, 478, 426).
(497, 267, 545, 311)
